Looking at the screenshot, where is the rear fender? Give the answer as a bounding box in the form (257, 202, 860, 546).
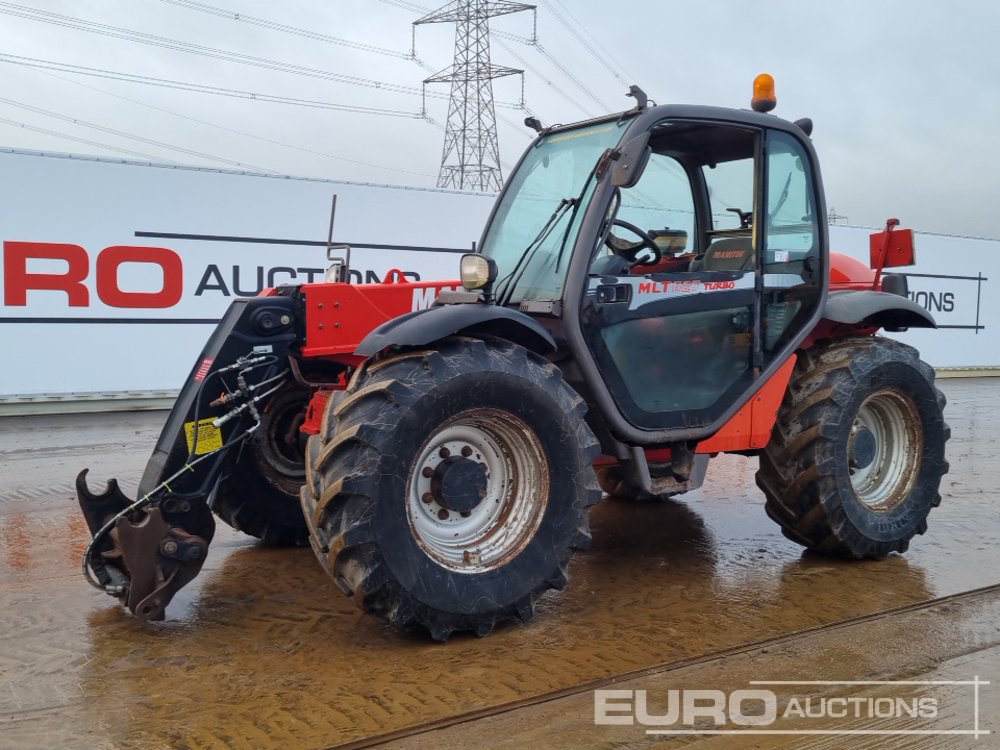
(822, 289, 936, 332)
(355, 303, 556, 356)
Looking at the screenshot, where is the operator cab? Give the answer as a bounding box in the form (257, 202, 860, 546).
(584, 118, 822, 430)
(474, 86, 826, 439)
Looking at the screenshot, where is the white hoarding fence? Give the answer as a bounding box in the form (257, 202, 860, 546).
(1, 150, 997, 404)
(0, 150, 491, 397)
(829, 225, 994, 369)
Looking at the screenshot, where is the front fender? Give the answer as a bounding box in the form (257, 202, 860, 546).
(823, 290, 936, 330)
(355, 303, 557, 356)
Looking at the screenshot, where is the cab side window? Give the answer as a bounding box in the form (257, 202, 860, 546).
(616, 153, 695, 258)
(700, 155, 756, 271)
(761, 130, 822, 354)
(764, 131, 819, 274)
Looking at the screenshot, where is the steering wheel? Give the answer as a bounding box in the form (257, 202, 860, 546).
(604, 219, 662, 265)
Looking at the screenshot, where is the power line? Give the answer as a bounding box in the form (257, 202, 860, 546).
(0, 53, 427, 119)
(0, 116, 181, 163)
(529, 40, 609, 112)
(377, 0, 429, 12)
(0, 95, 273, 171)
(542, 0, 638, 85)
(493, 37, 591, 117)
(32, 68, 438, 179)
(538, 0, 626, 86)
(159, 0, 435, 72)
(0, 2, 462, 102)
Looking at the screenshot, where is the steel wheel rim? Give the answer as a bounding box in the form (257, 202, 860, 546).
(254, 394, 307, 493)
(406, 409, 550, 573)
(849, 389, 922, 511)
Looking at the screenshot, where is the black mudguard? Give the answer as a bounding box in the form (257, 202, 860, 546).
(355, 302, 556, 356)
(77, 295, 301, 620)
(823, 290, 936, 330)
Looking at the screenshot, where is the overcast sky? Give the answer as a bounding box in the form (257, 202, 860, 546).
(1, 0, 998, 238)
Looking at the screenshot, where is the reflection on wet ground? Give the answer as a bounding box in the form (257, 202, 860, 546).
(1, 379, 997, 749)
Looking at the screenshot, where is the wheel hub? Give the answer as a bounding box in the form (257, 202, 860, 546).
(848, 389, 922, 511)
(406, 410, 550, 574)
(849, 425, 877, 469)
(253, 388, 309, 495)
(431, 456, 488, 513)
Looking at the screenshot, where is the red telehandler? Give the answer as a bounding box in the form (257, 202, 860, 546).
(79, 76, 948, 640)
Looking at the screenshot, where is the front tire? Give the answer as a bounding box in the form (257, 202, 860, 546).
(301, 338, 601, 640)
(756, 337, 949, 559)
(212, 383, 311, 546)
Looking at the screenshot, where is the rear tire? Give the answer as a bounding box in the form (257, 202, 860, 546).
(756, 337, 949, 559)
(212, 383, 311, 546)
(301, 338, 601, 640)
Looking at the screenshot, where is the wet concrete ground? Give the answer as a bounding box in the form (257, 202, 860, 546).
(1, 378, 997, 749)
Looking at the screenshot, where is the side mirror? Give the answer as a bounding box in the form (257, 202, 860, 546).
(611, 132, 651, 188)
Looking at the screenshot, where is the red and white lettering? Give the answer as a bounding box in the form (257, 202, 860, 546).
(95, 246, 183, 308)
(3, 241, 90, 306)
(3, 242, 183, 308)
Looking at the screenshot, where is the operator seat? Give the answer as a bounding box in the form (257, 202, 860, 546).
(689, 237, 754, 272)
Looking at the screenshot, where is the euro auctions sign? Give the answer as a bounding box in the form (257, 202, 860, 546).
(3, 242, 185, 310)
(594, 679, 990, 739)
(1, 240, 442, 315)
(0, 149, 492, 396)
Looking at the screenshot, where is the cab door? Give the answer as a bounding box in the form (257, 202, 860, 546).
(580, 121, 821, 432)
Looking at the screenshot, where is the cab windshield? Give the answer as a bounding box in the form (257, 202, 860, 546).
(480, 119, 632, 304)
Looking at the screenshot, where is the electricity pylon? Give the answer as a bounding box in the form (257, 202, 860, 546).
(415, 1, 534, 192)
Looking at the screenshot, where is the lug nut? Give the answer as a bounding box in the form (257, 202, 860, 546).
(438, 447, 451, 459)
(422, 466, 434, 478)
(421, 492, 434, 504)
(460, 511, 471, 518)
(461, 446, 473, 457)
(437, 508, 449, 520)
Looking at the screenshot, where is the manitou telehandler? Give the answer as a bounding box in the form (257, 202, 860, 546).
(79, 76, 949, 640)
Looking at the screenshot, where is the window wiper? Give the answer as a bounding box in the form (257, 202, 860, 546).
(495, 196, 578, 306)
(495, 154, 603, 306)
(552, 160, 601, 272)
(770, 172, 793, 220)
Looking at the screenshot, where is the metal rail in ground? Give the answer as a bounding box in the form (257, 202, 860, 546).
(346, 581, 1000, 750)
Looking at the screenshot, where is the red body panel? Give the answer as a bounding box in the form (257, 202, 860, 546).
(829, 251, 877, 291)
(301, 389, 334, 436)
(299, 276, 460, 365)
(694, 355, 797, 454)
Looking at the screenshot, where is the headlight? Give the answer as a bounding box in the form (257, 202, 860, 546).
(460, 254, 497, 291)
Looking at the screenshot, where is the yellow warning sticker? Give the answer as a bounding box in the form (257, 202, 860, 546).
(184, 418, 223, 455)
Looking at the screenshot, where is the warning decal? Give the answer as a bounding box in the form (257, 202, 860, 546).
(184, 418, 223, 455)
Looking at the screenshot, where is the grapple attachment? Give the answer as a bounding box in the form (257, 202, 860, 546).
(77, 295, 301, 620)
